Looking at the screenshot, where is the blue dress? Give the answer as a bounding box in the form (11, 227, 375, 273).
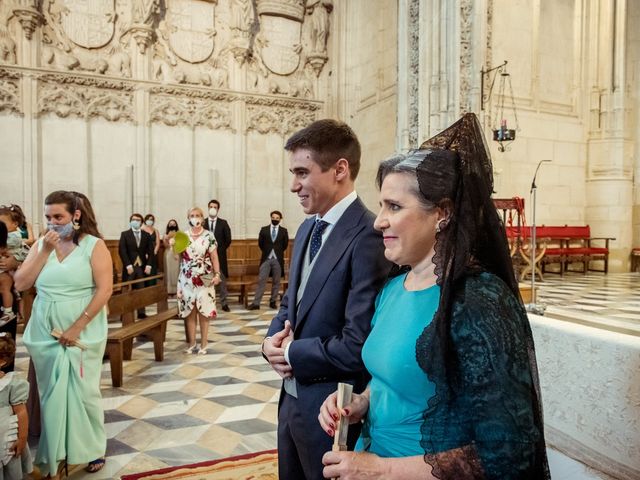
(356, 274, 439, 457)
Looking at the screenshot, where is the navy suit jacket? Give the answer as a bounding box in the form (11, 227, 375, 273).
(267, 197, 390, 400)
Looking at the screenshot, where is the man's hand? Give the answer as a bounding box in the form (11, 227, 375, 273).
(263, 321, 293, 378)
(144, 265, 152, 275)
(126, 265, 134, 275)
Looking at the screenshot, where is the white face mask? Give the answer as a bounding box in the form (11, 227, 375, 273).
(189, 217, 202, 227)
(209, 208, 218, 218)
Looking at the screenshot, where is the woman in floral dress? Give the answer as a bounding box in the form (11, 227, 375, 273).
(177, 207, 221, 355)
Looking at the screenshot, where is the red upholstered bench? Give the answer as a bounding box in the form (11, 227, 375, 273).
(504, 225, 614, 275)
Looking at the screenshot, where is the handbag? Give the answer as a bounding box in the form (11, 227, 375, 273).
(200, 272, 214, 288)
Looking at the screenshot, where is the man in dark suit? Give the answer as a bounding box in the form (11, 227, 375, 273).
(203, 199, 232, 312)
(263, 119, 390, 480)
(118, 213, 154, 318)
(248, 210, 289, 310)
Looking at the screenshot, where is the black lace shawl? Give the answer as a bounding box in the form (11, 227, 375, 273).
(413, 114, 550, 479)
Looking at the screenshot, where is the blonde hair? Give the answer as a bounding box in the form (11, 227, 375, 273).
(187, 207, 205, 218)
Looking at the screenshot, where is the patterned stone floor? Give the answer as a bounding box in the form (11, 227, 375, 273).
(15, 273, 633, 479)
(16, 303, 281, 479)
(534, 272, 640, 335)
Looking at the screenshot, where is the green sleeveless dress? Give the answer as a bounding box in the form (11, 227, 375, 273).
(23, 235, 107, 476)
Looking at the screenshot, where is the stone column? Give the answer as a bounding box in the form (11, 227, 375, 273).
(13, 0, 43, 232)
(629, 1, 640, 253)
(585, 0, 633, 272)
(130, 27, 153, 215)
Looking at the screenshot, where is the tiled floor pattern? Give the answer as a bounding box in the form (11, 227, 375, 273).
(16, 304, 281, 479)
(534, 272, 640, 335)
(15, 280, 630, 479)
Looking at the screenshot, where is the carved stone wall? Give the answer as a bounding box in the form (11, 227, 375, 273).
(0, 0, 331, 238)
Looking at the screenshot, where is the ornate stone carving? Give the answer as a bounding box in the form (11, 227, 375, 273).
(407, 0, 419, 147)
(0, 1, 16, 64)
(40, 0, 137, 73)
(117, 0, 159, 54)
(166, 0, 217, 63)
(255, 0, 304, 75)
(37, 74, 135, 122)
(60, 0, 116, 49)
(0, 68, 21, 115)
(227, 0, 255, 63)
(459, 0, 473, 114)
(246, 104, 316, 135)
(154, 47, 228, 87)
(12, 1, 43, 40)
(229, 0, 254, 38)
(149, 91, 232, 130)
(303, 0, 332, 76)
(265, 71, 313, 98)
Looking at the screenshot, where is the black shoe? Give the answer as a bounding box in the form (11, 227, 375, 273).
(247, 304, 260, 311)
(269, 301, 277, 309)
(221, 304, 230, 312)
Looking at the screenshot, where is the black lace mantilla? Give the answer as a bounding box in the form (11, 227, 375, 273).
(413, 114, 550, 479)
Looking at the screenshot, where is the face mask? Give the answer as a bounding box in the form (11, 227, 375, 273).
(271, 219, 280, 226)
(130, 220, 141, 230)
(145, 220, 154, 226)
(209, 208, 218, 218)
(189, 217, 202, 227)
(168, 225, 178, 231)
(48, 222, 74, 239)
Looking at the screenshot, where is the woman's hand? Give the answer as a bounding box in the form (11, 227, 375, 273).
(212, 275, 221, 286)
(59, 323, 83, 347)
(322, 451, 389, 479)
(41, 230, 60, 253)
(318, 390, 370, 437)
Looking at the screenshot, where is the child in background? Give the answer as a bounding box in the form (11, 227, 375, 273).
(0, 332, 32, 479)
(0, 208, 29, 326)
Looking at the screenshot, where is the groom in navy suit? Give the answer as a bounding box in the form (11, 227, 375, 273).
(263, 119, 390, 479)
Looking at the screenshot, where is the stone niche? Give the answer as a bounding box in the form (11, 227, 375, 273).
(0, 0, 335, 238)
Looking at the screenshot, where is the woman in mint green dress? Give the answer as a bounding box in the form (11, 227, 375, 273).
(15, 191, 113, 478)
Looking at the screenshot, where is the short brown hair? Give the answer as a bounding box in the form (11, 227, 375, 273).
(285, 119, 361, 180)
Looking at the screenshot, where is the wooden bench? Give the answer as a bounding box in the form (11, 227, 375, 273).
(226, 260, 288, 307)
(506, 225, 615, 275)
(106, 274, 177, 387)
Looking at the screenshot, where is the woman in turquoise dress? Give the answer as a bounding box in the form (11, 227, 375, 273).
(319, 114, 550, 479)
(15, 191, 112, 478)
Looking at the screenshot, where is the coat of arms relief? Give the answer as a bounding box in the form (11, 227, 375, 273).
(0, 0, 332, 128)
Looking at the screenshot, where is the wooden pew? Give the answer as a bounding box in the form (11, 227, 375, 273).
(106, 274, 177, 387)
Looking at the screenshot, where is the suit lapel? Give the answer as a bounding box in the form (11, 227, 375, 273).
(288, 219, 314, 327)
(294, 200, 367, 332)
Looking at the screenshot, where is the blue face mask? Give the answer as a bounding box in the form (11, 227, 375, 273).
(130, 220, 141, 230)
(48, 222, 74, 239)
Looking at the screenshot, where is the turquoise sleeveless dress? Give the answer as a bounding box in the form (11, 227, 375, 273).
(23, 235, 107, 476)
(356, 274, 439, 456)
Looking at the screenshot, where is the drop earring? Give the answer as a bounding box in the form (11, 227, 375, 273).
(73, 219, 80, 231)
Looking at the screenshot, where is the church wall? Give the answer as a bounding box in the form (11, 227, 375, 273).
(487, 0, 589, 227)
(0, 0, 330, 239)
(332, 0, 398, 210)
